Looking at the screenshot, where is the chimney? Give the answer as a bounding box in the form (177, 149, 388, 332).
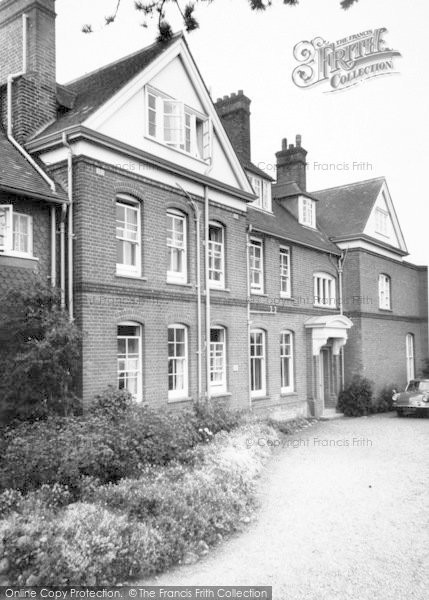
(276, 135, 308, 191)
(0, 0, 57, 143)
(215, 90, 251, 164)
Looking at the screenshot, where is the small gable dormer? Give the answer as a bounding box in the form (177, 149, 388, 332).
(363, 182, 405, 251)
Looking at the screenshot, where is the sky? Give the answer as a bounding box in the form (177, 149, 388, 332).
(55, 0, 429, 264)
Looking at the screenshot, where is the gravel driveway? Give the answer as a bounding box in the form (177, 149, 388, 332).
(140, 413, 429, 600)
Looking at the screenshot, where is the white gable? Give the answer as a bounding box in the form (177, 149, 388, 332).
(363, 180, 407, 253)
(83, 37, 252, 196)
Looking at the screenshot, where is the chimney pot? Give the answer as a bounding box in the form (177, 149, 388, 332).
(223, 95, 229, 100)
(296, 134, 302, 147)
(238, 89, 243, 95)
(289, 144, 294, 150)
(282, 138, 288, 151)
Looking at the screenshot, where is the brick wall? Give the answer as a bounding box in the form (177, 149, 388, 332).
(0, 0, 57, 142)
(0, 191, 53, 294)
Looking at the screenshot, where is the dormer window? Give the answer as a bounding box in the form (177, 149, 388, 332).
(146, 87, 212, 161)
(250, 176, 272, 211)
(299, 196, 316, 228)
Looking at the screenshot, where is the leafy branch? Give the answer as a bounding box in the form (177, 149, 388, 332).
(82, 0, 359, 42)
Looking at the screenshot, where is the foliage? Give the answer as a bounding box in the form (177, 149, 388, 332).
(371, 384, 398, 414)
(419, 358, 429, 378)
(337, 375, 374, 417)
(82, 0, 359, 42)
(0, 389, 244, 495)
(0, 423, 277, 585)
(0, 281, 81, 425)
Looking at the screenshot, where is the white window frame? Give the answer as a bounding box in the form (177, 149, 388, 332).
(280, 331, 294, 394)
(375, 207, 389, 236)
(208, 222, 225, 289)
(299, 196, 316, 228)
(250, 176, 272, 212)
(167, 210, 187, 284)
(0, 205, 33, 258)
(313, 272, 336, 308)
(117, 322, 142, 402)
(145, 86, 212, 162)
(209, 326, 227, 395)
(250, 329, 267, 398)
(116, 196, 141, 277)
(168, 324, 189, 401)
(280, 246, 291, 297)
(250, 238, 264, 294)
(406, 333, 415, 382)
(378, 274, 391, 310)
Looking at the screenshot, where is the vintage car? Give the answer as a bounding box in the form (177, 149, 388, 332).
(392, 379, 429, 417)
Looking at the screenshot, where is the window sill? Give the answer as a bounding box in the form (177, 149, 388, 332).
(313, 304, 337, 310)
(280, 293, 293, 300)
(167, 396, 193, 404)
(166, 280, 193, 288)
(209, 391, 231, 398)
(145, 133, 210, 166)
(115, 273, 148, 281)
(209, 287, 231, 293)
(0, 252, 38, 261)
(0, 253, 39, 269)
(280, 391, 298, 398)
(251, 291, 266, 297)
(251, 394, 269, 401)
(378, 308, 392, 313)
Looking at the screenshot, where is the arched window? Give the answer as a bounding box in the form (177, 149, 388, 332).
(379, 274, 391, 310)
(210, 326, 227, 394)
(168, 324, 188, 400)
(314, 272, 336, 307)
(167, 209, 187, 284)
(208, 222, 225, 288)
(406, 333, 415, 382)
(117, 322, 142, 401)
(250, 329, 266, 397)
(116, 195, 141, 277)
(280, 331, 294, 393)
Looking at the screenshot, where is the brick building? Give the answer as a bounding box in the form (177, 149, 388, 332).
(1, 0, 427, 418)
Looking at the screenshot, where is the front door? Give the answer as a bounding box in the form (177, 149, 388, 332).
(320, 346, 336, 410)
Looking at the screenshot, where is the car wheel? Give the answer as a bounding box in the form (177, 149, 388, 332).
(396, 409, 404, 417)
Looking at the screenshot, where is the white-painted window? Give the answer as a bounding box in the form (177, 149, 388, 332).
(117, 323, 142, 401)
(280, 246, 291, 297)
(146, 87, 212, 161)
(208, 222, 225, 288)
(250, 176, 272, 211)
(168, 324, 188, 400)
(116, 196, 141, 277)
(375, 207, 389, 236)
(0, 205, 33, 257)
(299, 197, 316, 228)
(280, 331, 294, 393)
(406, 333, 415, 382)
(167, 210, 187, 283)
(314, 272, 336, 308)
(250, 329, 266, 397)
(378, 274, 391, 310)
(250, 238, 264, 294)
(210, 326, 227, 394)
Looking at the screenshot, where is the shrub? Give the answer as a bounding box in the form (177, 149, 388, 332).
(337, 375, 374, 416)
(0, 280, 81, 425)
(191, 400, 244, 440)
(371, 384, 398, 413)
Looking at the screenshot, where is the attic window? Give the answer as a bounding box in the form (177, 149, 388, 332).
(375, 208, 389, 236)
(250, 176, 271, 211)
(299, 196, 316, 228)
(146, 87, 212, 161)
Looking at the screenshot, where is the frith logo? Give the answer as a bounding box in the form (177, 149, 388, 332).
(292, 28, 401, 92)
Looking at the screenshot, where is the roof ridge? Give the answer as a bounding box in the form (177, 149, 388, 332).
(62, 31, 183, 88)
(312, 176, 385, 195)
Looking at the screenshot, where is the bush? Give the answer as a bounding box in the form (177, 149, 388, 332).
(191, 400, 244, 441)
(337, 375, 374, 416)
(0, 423, 277, 584)
(0, 280, 81, 425)
(371, 384, 398, 413)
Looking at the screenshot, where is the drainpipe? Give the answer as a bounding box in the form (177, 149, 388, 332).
(176, 184, 202, 401)
(246, 225, 253, 409)
(50, 206, 56, 287)
(204, 184, 211, 400)
(62, 133, 74, 321)
(6, 14, 56, 195)
(338, 250, 348, 390)
(60, 205, 66, 309)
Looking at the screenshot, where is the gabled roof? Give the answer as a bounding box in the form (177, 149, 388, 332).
(248, 200, 341, 255)
(0, 129, 67, 203)
(32, 33, 182, 140)
(313, 177, 385, 238)
(273, 180, 319, 201)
